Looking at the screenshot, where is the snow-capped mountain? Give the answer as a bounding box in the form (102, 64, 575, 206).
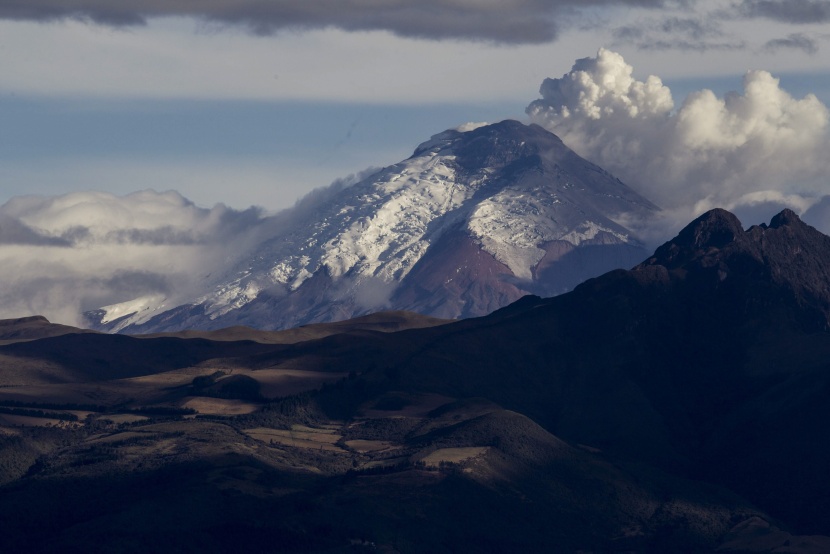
(87, 120, 658, 332)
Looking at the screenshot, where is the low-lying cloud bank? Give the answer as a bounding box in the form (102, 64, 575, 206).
(0, 169, 378, 326)
(526, 48, 830, 240)
(0, 190, 268, 325)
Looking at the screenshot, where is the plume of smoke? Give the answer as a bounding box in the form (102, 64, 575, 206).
(527, 48, 830, 237)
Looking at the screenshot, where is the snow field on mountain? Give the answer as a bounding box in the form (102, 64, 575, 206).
(195, 139, 474, 318)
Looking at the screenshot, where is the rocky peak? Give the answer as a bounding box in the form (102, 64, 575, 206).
(646, 208, 744, 268)
(679, 208, 744, 249)
(636, 208, 830, 332)
(768, 208, 804, 229)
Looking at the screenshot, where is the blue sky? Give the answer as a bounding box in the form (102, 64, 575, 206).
(2, 1, 830, 212)
(0, 96, 522, 210)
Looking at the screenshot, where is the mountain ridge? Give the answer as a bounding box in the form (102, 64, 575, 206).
(86, 119, 657, 333)
(370, 207, 830, 533)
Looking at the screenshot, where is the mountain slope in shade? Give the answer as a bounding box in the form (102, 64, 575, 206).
(206, 207, 830, 539)
(88, 120, 656, 332)
(332, 208, 830, 536)
(136, 310, 451, 344)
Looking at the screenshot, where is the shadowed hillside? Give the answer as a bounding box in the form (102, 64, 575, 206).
(2, 210, 830, 552)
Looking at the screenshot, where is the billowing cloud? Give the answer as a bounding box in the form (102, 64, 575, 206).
(739, 0, 830, 23)
(526, 48, 830, 236)
(763, 33, 819, 54)
(0, 0, 667, 44)
(0, 190, 269, 325)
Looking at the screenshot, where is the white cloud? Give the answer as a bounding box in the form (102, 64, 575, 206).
(527, 48, 830, 227)
(0, 190, 268, 325)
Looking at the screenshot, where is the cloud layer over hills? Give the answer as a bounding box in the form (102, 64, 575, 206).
(0, 169, 378, 326)
(0, 190, 267, 325)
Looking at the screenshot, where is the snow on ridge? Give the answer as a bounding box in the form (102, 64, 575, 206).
(198, 138, 476, 318)
(98, 294, 165, 324)
(466, 182, 634, 280)
(455, 122, 490, 133)
(95, 294, 169, 331)
(560, 221, 629, 246)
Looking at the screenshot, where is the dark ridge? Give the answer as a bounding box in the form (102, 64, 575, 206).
(648, 208, 744, 268)
(0, 315, 95, 343)
(639, 208, 830, 330)
(769, 208, 803, 229)
(677, 207, 744, 249)
(0, 315, 50, 326)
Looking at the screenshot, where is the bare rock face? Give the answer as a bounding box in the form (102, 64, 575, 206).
(649, 207, 745, 264)
(390, 228, 523, 320)
(87, 120, 657, 333)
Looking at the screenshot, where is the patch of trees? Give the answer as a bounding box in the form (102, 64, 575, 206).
(0, 406, 78, 421)
(342, 417, 421, 442)
(370, 392, 411, 411)
(316, 372, 375, 420)
(431, 460, 463, 475)
(128, 406, 197, 417)
(0, 400, 110, 412)
(346, 459, 413, 477)
(190, 372, 263, 401)
(190, 371, 227, 391)
(0, 437, 38, 484)
(232, 393, 322, 429)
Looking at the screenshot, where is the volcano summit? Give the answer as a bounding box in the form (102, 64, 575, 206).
(88, 120, 657, 333)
